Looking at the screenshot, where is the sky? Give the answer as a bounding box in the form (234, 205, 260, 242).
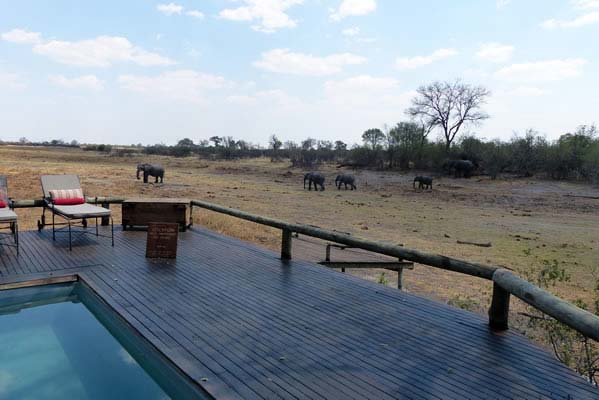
(0, 0, 598, 146)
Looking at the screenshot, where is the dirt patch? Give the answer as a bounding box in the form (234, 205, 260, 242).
(2, 146, 598, 312)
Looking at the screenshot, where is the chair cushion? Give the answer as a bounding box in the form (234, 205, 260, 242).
(50, 203, 111, 218)
(49, 189, 85, 205)
(0, 201, 6, 208)
(0, 208, 17, 222)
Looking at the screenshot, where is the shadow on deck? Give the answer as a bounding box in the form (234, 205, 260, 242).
(0, 227, 597, 399)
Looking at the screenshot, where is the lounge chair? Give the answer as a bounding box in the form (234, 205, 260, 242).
(39, 174, 113, 251)
(0, 176, 19, 255)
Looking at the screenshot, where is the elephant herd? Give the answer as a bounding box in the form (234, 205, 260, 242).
(303, 172, 357, 191)
(134, 159, 474, 194)
(303, 158, 476, 193)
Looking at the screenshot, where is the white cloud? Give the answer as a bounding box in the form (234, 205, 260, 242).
(49, 74, 104, 91)
(32, 36, 175, 67)
(324, 74, 404, 106)
(219, 0, 303, 33)
(496, 0, 511, 9)
(3, 29, 175, 67)
(323, 75, 413, 119)
(541, 12, 599, 28)
(572, 0, 599, 9)
(118, 70, 231, 103)
(395, 48, 458, 70)
(476, 43, 514, 63)
(507, 86, 550, 97)
(495, 58, 587, 82)
(542, 0, 599, 28)
(0, 72, 25, 89)
(1, 28, 42, 44)
(186, 10, 205, 19)
(226, 89, 302, 109)
(325, 74, 398, 95)
(356, 37, 376, 43)
(330, 0, 376, 21)
(226, 94, 258, 105)
(341, 27, 376, 43)
(157, 3, 183, 16)
(342, 27, 360, 36)
(253, 48, 366, 76)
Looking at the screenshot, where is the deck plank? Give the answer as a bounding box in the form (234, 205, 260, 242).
(1, 226, 598, 399)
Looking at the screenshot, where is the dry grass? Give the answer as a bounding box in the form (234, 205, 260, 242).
(2, 145, 598, 314)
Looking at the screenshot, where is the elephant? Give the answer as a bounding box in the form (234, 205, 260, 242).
(335, 174, 357, 190)
(303, 172, 325, 191)
(444, 160, 475, 178)
(413, 176, 433, 190)
(137, 163, 164, 183)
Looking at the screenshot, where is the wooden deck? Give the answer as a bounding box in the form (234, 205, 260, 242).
(0, 227, 597, 399)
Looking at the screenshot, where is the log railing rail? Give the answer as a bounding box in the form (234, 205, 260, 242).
(9, 197, 599, 341)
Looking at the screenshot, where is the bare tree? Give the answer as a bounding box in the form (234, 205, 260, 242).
(269, 134, 283, 161)
(407, 80, 490, 151)
(269, 134, 282, 151)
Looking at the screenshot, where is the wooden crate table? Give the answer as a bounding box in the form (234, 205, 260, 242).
(122, 198, 191, 232)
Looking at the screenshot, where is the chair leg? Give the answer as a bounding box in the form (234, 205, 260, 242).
(52, 212, 56, 240)
(95, 217, 99, 236)
(68, 220, 72, 251)
(15, 222, 19, 255)
(111, 216, 114, 247)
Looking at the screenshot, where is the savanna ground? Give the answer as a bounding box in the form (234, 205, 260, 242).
(2, 145, 599, 329)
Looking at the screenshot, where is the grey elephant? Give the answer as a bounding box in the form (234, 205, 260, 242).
(444, 160, 475, 178)
(303, 172, 325, 191)
(335, 174, 356, 190)
(137, 163, 164, 183)
(413, 176, 433, 190)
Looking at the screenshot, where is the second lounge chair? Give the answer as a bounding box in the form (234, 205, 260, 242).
(39, 174, 113, 251)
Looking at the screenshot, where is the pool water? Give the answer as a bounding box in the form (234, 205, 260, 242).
(0, 283, 207, 400)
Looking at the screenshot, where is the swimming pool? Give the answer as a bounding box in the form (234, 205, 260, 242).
(0, 282, 210, 400)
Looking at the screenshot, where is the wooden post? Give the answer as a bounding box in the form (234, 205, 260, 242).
(101, 203, 110, 226)
(488, 282, 510, 330)
(188, 203, 194, 228)
(281, 229, 292, 261)
(397, 263, 404, 290)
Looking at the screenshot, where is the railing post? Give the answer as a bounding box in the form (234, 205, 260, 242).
(101, 202, 110, 226)
(488, 282, 510, 330)
(397, 259, 404, 290)
(281, 229, 292, 261)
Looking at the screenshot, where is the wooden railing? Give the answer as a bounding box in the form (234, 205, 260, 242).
(10, 197, 599, 341)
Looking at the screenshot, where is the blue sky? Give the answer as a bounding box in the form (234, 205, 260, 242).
(1, 0, 597, 146)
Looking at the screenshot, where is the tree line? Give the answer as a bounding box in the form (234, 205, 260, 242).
(4, 79, 598, 182)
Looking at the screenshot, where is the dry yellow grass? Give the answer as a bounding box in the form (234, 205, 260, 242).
(2, 145, 598, 314)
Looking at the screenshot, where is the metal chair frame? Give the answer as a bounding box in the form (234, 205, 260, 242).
(38, 204, 114, 251)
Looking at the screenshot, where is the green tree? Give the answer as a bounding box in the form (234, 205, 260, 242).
(209, 136, 221, 147)
(177, 138, 195, 147)
(387, 122, 426, 168)
(334, 140, 347, 152)
(301, 138, 316, 150)
(362, 128, 385, 150)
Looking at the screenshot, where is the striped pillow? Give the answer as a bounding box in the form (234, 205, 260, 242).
(49, 189, 85, 205)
